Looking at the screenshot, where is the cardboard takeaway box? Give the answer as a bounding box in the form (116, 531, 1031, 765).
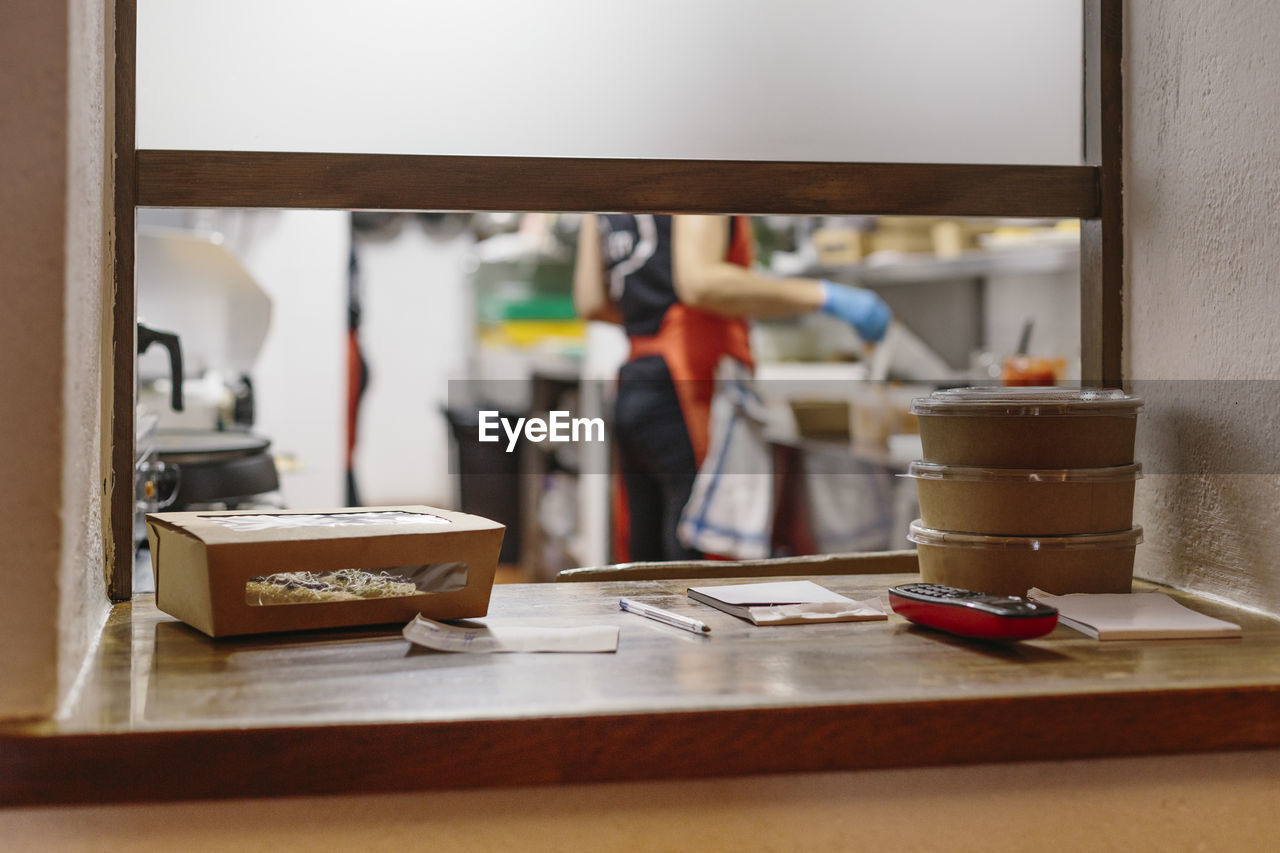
(145, 506, 505, 638)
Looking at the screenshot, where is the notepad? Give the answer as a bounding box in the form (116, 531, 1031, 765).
(686, 581, 887, 626)
(1027, 589, 1242, 640)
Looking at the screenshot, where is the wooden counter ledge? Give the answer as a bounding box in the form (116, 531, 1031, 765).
(3, 574, 1280, 806)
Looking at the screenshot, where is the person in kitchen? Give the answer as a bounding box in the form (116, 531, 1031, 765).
(573, 213, 890, 562)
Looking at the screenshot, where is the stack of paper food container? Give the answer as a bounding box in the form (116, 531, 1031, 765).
(905, 387, 1144, 595)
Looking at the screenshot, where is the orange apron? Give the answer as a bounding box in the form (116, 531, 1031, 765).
(626, 214, 755, 460)
(612, 216, 755, 559)
(626, 304, 753, 466)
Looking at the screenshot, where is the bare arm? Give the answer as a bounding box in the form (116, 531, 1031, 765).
(671, 215, 825, 318)
(572, 215, 622, 324)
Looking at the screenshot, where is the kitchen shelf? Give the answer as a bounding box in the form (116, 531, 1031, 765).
(806, 243, 1079, 286)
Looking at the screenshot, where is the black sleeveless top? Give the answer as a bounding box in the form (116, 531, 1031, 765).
(597, 214, 676, 337)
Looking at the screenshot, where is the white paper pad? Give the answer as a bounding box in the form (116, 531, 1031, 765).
(403, 615, 619, 653)
(1027, 589, 1242, 641)
(687, 580, 888, 626)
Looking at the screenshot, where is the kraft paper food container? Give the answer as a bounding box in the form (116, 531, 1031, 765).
(907, 520, 1142, 596)
(144, 506, 504, 638)
(910, 386, 1142, 468)
(908, 461, 1141, 536)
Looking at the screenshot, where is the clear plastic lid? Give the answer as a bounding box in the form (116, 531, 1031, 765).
(910, 386, 1143, 417)
(906, 461, 1142, 483)
(908, 519, 1143, 550)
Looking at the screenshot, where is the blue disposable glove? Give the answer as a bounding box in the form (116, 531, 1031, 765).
(819, 281, 891, 343)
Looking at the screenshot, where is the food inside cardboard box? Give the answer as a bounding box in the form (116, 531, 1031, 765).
(145, 506, 504, 638)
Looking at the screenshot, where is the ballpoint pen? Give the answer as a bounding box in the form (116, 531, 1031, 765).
(619, 598, 711, 635)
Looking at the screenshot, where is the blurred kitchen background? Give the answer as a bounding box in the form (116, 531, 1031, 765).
(133, 208, 1081, 584)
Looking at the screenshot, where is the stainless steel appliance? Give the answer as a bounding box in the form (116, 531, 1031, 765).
(135, 228, 281, 539)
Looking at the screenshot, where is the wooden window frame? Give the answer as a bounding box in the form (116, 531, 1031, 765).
(106, 0, 1123, 599)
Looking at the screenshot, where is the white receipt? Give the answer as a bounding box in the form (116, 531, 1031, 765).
(403, 615, 619, 653)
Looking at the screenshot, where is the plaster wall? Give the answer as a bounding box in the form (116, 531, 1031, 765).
(0, 0, 111, 721)
(58, 0, 113, 717)
(0, 1, 71, 717)
(1126, 0, 1280, 612)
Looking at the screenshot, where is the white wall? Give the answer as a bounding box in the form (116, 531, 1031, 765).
(135, 210, 474, 512)
(223, 214, 476, 510)
(354, 220, 475, 507)
(221, 211, 350, 510)
(1126, 0, 1280, 613)
(136, 209, 351, 512)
